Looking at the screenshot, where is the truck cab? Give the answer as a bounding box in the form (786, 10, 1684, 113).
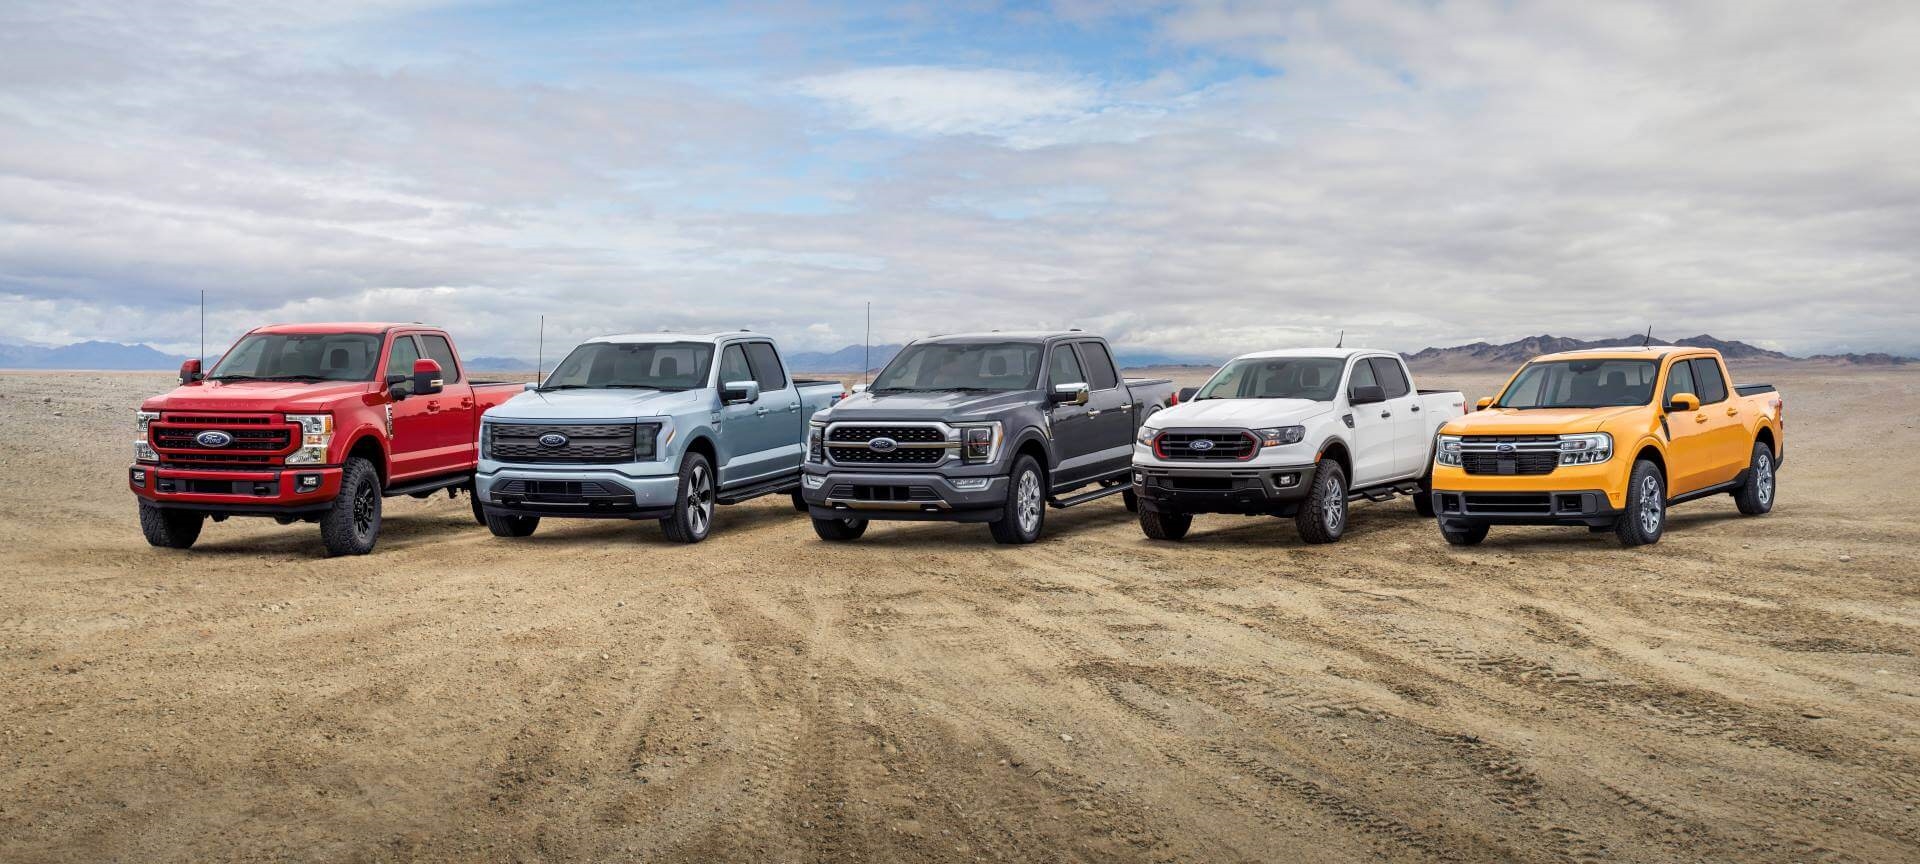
(1132, 349, 1465, 543)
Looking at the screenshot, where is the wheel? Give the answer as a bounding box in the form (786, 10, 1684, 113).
(138, 501, 203, 549)
(987, 454, 1046, 544)
(1122, 488, 1140, 513)
(484, 509, 539, 537)
(1440, 520, 1489, 546)
(811, 515, 869, 541)
(659, 452, 716, 543)
(469, 485, 488, 525)
(1295, 461, 1348, 544)
(1412, 469, 1436, 517)
(1138, 508, 1191, 541)
(791, 490, 809, 513)
(320, 457, 382, 557)
(1732, 441, 1776, 516)
(1614, 460, 1666, 547)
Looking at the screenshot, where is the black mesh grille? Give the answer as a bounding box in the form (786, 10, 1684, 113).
(488, 423, 636, 464)
(828, 484, 940, 501)
(1156, 431, 1256, 461)
(826, 446, 944, 465)
(828, 426, 945, 443)
(1463, 493, 1553, 514)
(153, 427, 291, 451)
(826, 425, 949, 465)
(1459, 435, 1560, 476)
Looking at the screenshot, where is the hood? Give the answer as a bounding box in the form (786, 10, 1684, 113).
(1152, 397, 1330, 428)
(1442, 405, 1644, 436)
(144, 380, 377, 413)
(823, 389, 1037, 422)
(484, 387, 704, 422)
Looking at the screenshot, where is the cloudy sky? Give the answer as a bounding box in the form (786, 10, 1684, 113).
(2, 0, 1916, 359)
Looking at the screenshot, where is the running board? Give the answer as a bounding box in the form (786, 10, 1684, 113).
(384, 473, 471, 498)
(1666, 473, 1745, 506)
(716, 474, 800, 505)
(1048, 483, 1130, 509)
(1349, 481, 1421, 504)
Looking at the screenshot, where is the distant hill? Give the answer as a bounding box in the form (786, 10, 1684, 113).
(0, 339, 193, 370)
(465, 355, 539, 372)
(1407, 334, 1802, 368)
(1804, 352, 1915, 366)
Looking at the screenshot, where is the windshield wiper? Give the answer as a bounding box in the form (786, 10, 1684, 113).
(534, 384, 591, 392)
(207, 374, 259, 381)
(600, 384, 659, 390)
(257, 374, 331, 382)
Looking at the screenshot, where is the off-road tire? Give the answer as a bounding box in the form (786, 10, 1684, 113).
(791, 490, 809, 512)
(484, 510, 539, 537)
(1122, 488, 1140, 513)
(811, 515, 868, 541)
(469, 486, 489, 525)
(659, 452, 716, 543)
(1412, 469, 1436, 517)
(1295, 461, 1348, 544)
(1732, 441, 1776, 516)
(320, 457, 382, 557)
(1138, 508, 1191, 541)
(1614, 459, 1666, 547)
(138, 501, 203, 549)
(987, 454, 1046, 545)
(1440, 520, 1489, 546)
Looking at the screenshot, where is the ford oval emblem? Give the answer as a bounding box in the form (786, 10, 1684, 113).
(195, 430, 233, 448)
(869, 437, 899, 453)
(1496, 443, 1516, 454)
(538, 433, 569, 448)
(1189, 438, 1216, 451)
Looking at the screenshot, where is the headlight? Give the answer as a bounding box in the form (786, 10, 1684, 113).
(635, 423, 660, 461)
(285, 413, 334, 465)
(135, 410, 160, 462)
(1251, 426, 1305, 447)
(956, 422, 1001, 464)
(1136, 425, 1160, 446)
(1436, 434, 1463, 466)
(807, 422, 825, 463)
(1558, 432, 1612, 465)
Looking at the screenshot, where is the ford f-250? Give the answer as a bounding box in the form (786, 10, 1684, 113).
(1132, 349, 1465, 543)
(1430, 346, 1783, 546)
(475, 331, 845, 543)
(800, 331, 1176, 544)
(130, 323, 522, 556)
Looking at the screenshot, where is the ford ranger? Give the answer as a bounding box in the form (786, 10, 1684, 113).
(800, 331, 1176, 544)
(475, 331, 845, 543)
(130, 323, 522, 556)
(1430, 347, 1783, 546)
(1132, 349, 1465, 543)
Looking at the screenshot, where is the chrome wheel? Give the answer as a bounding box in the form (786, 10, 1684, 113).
(1323, 477, 1345, 534)
(1755, 453, 1773, 506)
(1638, 474, 1663, 535)
(688, 463, 714, 536)
(1016, 470, 1042, 534)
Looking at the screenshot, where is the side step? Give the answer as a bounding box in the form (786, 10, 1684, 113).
(385, 472, 471, 498)
(1349, 481, 1421, 504)
(716, 473, 800, 505)
(1048, 482, 1130, 509)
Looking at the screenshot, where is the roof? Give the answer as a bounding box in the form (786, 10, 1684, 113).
(250, 322, 424, 335)
(1531, 346, 1707, 362)
(916, 330, 1091, 344)
(1230, 347, 1397, 362)
(587, 330, 771, 345)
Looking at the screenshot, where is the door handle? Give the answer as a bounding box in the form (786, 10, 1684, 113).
(1694, 414, 1709, 424)
(461, 398, 473, 409)
(755, 407, 770, 416)
(426, 401, 441, 413)
(1726, 407, 1739, 416)
(1380, 410, 1392, 418)
(1087, 409, 1101, 417)
(1118, 403, 1133, 411)
(1409, 404, 1421, 412)
(787, 403, 800, 411)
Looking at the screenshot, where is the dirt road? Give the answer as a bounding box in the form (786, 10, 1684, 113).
(2, 368, 1915, 863)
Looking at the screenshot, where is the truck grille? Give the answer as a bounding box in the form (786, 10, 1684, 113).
(153, 413, 294, 469)
(491, 479, 632, 505)
(828, 483, 941, 501)
(488, 423, 636, 464)
(1458, 435, 1560, 476)
(1155, 430, 1257, 462)
(1462, 493, 1553, 514)
(826, 424, 949, 466)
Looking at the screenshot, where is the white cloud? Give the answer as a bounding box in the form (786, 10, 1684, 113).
(797, 66, 1099, 139)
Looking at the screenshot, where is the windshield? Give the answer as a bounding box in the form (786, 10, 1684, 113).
(541, 341, 713, 391)
(1195, 357, 1345, 401)
(870, 342, 1041, 392)
(207, 333, 382, 382)
(1497, 359, 1658, 409)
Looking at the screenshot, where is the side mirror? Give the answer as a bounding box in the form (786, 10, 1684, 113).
(1176, 386, 1199, 404)
(1349, 384, 1387, 405)
(1050, 383, 1090, 406)
(1666, 392, 1700, 413)
(412, 358, 444, 397)
(721, 380, 760, 405)
(179, 358, 203, 385)
(1474, 396, 1494, 411)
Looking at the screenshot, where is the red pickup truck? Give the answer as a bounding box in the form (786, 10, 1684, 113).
(130, 323, 521, 556)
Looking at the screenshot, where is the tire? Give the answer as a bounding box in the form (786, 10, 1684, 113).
(1295, 461, 1348, 544)
(987, 454, 1046, 545)
(469, 486, 488, 525)
(790, 490, 809, 513)
(138, 501, 203, 549)
(1122, 488, 1140, 513)
(1614, 460, 1666, 547)
(1138, 508, 1191, 541)
(1732, 441, 1776, 516)
(1440, 520, 1489, 546)
(811, 515, 869, 541)
(320, 457, 382, 557)
(659, 452, 716, 543)
(1412, 469, 1436, 517)
(484, 509, 539, 538)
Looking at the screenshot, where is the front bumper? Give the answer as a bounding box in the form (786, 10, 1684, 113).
(1430, 488, 1620, 528)
(476, 463, 679, 520)
(129, 464, 342, 515)
(801, 467, 1009, 523)
(1431, 460, 1631, 511)
(1133, 463, 1316, 514)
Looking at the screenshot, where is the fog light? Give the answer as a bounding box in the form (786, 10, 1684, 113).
(951, 477, 992, 491)
(296, 473, 322, 492)
(130, 468, 147, 487)
(1276, 472, 1299, 487)
(802, 473, 826, 490)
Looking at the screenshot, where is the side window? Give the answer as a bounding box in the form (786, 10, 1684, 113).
(1047, 344, 1086, 389)
(1663, 359, 1695, 402)
(744, 342, 787, 391)
(417, 334, 461, 383)
(1077, 342, 1120, 390)
(1690, 358, 1728, 404)
(1369, 357, 1411, 399)
(717, 344, 753, 386)
(1347, 357, 1377, 397)
(385, 335, 421, 381)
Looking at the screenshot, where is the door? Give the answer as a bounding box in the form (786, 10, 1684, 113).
(382, 335, 434, 481)
(1344, 358, 1396, 485)
(742, 340, 801, 481)
(1074, 341, 1134, 480)
(714, 342, 778, 485)
(1044, 342, 1098, 487)
(1687, 357, 1747, 488)
(1662, 357, 1727, 494)
(1368, 356, 1424, 480)
(415, 332, 476, 473)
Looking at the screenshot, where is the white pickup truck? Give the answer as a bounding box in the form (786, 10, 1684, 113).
(1131, 348, 1465, 543)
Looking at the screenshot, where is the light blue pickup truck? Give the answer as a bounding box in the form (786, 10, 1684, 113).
(475, 331, 845, 542)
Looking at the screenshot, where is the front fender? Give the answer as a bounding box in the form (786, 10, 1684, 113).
(1007, 423, 1053, 471)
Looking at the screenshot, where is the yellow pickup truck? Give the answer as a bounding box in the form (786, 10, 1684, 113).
(1428, 347, 1783, 546)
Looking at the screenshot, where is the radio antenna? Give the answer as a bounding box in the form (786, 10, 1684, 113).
(863, 301, 872, 385)
(536, 315, 545, 384)
(1641, 325, 1653, 347)
(1335, 329, 1344, 349)
(199, 289, 206, 368)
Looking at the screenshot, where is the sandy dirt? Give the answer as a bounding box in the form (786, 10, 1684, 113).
(1, 366, 1916, 863)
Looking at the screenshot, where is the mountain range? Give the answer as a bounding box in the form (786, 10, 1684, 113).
(1405, 334, 1802, 368)
(0, 339, 196, 370)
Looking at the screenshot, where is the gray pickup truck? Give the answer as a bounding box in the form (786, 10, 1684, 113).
(476, 331, 844, 543)
(800, 331, 1176, 544)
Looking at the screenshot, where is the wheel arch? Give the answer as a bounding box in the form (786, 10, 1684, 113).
(343, 433, 389, 485)
(1315, 437, 1352, 480)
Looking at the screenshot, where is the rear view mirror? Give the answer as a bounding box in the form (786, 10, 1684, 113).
(179, 358, 203, 385)
(1474, 396, 1494, 411)
(1050, 383, 1090, 406)
(721, 380, 760, 404)
(1666, 392, 1700, 412)
(412, 358, 444, 397)
(1349, 384, 1386, 405)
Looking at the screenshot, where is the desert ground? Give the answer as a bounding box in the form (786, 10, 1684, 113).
(2, 365, 1916, 864)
